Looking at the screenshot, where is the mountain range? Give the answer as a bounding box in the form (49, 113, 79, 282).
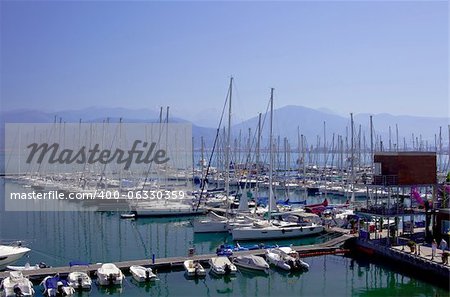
(1, 106, 449, 150)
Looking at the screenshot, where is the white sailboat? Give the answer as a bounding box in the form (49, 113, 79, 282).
(193, 211, 228, 233)
(231, 89, 324, 241)
(193, 78, 235, 233)
(133, 200, 206, 217)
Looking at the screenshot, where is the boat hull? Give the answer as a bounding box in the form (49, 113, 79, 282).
(0, 246, 30, 270)
(193, 220, 228, 233)
(232, 225, 324, 241)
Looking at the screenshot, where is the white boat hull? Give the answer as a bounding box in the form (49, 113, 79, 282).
(232, 225, 324, 241)
(0, 272, 34, 297)
(0, 246, 30, 270)
(67, 272, 92, 290)
(96, 264, 124, 286)
(209, 257, 237, 275)
(193, 220, 228, 233)
(232, 255, 269, 272)
(266, 252, 291, 271)
(183, 260, 206, 277)
(130, 265, 157, 282)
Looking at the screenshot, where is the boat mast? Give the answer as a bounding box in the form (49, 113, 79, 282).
(350, 112, 355, 202)
(225, 77, 233, 219)
(268, 88, 274, 222)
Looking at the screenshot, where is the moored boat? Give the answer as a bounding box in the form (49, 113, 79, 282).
(96, 263, 124, 286)
(41, 275, 75, 296)
(129, 265, 158, 282)
(0, 271, 34, 297)
(232, 255, 269, 272)
(67, 262, 92, 290)
(0, 244, 31, 270)
(209, 257, 237, 275)
(267, 246, 309, 271)
(183, 260, 206, 277)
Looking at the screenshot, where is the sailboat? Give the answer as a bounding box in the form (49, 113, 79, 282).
(192, 77, 254, 233)
(231, 89, 324, 241)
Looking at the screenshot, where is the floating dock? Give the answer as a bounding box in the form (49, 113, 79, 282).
(0, 230, 353, 281)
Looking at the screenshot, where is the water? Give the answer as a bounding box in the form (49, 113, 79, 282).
(1, 179, 448, 296)
(28, 256, 447, 297)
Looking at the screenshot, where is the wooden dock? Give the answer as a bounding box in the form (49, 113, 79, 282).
(0, 230, 353, 281)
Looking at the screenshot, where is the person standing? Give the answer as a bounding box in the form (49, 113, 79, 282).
(440, 238, 448, 252)
(431, 239, 437, 260)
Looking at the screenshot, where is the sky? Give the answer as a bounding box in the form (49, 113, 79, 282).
(1, 1, 448, 124)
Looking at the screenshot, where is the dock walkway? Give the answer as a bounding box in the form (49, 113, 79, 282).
(0, 229, 353, 281)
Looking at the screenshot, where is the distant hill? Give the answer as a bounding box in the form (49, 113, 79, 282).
(1, 106, 449, 150)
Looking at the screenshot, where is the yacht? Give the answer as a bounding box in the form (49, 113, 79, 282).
(96, 263, 124, 286)
(209, 257, 237, 275)
(0, 244, 30, 270)
(0, 271, 34, 297)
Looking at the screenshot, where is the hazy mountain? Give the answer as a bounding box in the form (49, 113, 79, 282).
(1, 106, 448, 150)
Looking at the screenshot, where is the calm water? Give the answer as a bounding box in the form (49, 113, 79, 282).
(1, 179, 448, 296)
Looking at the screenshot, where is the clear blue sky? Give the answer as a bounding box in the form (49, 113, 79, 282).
(1, 1, 448, 123)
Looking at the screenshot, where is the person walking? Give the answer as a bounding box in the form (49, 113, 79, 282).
(431, 239, 437, 260)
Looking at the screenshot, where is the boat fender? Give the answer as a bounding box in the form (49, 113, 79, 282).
(282, 229, 286, 234)
(77, 277, 83, 288)
(145, 270, 150, 281)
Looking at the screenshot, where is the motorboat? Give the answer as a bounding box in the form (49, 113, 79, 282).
(41, 275, 75, 296)
(0, 271, 34, 297)
(232, 255, 269, 272)
(6, 262, 49, 271)
(129, 265, 158, 282)
(67, 262, 92, 290)
(96, 263, 124, 286)
(0, 244, 31, 270)
(266, 246, 309, 271)
(209, 257, 237, 275)
(266, 250, 291, 270)
(183, 260, 206, 277)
